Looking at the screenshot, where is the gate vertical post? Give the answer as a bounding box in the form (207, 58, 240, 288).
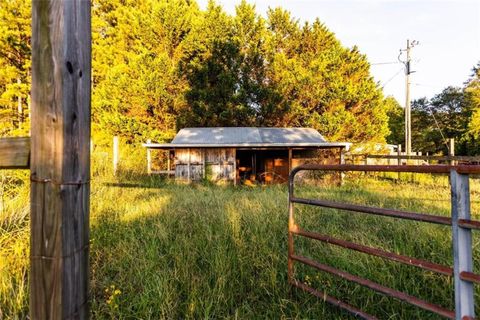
(30, 0, 91, 318)
(450, 169, 475, 319)
(288, 170, 296, 284)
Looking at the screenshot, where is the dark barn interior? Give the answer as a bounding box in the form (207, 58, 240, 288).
(237, 149, 289, 184)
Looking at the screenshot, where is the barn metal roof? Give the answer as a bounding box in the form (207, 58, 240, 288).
(143, 127, 350, 149)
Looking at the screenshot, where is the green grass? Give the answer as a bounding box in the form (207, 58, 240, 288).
(1, 161, 480, 319)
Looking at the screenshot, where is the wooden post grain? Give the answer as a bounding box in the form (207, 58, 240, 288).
(30, 0, 91, 318)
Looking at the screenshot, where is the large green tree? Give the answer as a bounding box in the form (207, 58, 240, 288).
(388, 84, 479, 156)
(92, 0, 198, 143)
(0, 0, 31, 136)
(466, 63, 480, 139)
(1, 0, 394, 145)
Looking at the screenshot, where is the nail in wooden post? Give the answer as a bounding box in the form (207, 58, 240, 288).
(113, 136, 119, 176)
(30, 0, 91, 318)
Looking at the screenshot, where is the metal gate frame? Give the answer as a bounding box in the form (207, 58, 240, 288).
(288, 164, 480, 320)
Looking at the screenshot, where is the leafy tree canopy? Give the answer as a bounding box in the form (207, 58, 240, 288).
(1, 0, 400, 145)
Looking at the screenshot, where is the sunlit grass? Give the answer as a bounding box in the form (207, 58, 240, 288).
(1, 156, 479, 318)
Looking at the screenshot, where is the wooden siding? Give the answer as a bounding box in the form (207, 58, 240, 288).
(175, 148, 235, 182)
(174, 147, 343, 183)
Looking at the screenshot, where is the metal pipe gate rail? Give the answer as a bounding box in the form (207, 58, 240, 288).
(288, 164, 480, 320)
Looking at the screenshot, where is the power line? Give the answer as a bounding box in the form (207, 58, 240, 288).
(426, 104, 450, 152)
(414, 83, 444, 89)
(381, 68, 404, 88)
(371, 61, 401, 66)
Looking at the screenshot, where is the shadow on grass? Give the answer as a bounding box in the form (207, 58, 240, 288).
(88, 179, 480, 319)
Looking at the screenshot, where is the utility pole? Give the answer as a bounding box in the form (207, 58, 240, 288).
(399, 39, 419, 155)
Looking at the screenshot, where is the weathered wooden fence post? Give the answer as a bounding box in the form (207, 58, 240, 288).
(113, 135, 119, 175)
(17, 78, 23, 127)
(449, 138, 455, 166)
(397, 144, 402, 180)
(30, 0, 91, 318)
(146, 139, 152, 175)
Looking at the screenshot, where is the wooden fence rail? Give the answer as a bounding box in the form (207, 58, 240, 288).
(0, 137, 30, 169)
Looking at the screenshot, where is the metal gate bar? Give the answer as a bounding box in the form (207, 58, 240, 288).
(293, 228, 453, 275)
(288, 164, 480, 320)
(291, 254, 456, 319)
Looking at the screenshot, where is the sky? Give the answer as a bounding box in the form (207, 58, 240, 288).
(197, 0, 480, 104)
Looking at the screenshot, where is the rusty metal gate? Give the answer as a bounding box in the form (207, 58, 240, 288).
(288, 164, 480, 320)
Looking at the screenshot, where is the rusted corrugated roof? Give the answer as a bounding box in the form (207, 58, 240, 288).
(143, 127, 350, 149)
(172, 127, 325, 144)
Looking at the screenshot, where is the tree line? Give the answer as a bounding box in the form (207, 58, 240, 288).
(0, 0, 479, 155)
(387, 64, 480, 156)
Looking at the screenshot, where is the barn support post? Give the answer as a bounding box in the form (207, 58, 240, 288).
(187, 147, 191, 182)
(168, 150, 172, 176)
(113, 135, 119, 175)
(233, 148, 237, 185)
(146, 139, 152, 175)
(288, 148, 292, 172)
(30, 0, 91, 318)
(202, 148, 206, 179)
(450, 170, 475, 319)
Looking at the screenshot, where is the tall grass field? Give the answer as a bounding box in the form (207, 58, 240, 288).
(1, 145, 479, 319)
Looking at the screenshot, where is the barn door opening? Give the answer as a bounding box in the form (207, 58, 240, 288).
(257, 150, 289, 184)
(237, 149, 289, 184)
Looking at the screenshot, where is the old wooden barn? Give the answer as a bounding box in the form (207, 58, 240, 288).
(144, 127, 350, 184)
